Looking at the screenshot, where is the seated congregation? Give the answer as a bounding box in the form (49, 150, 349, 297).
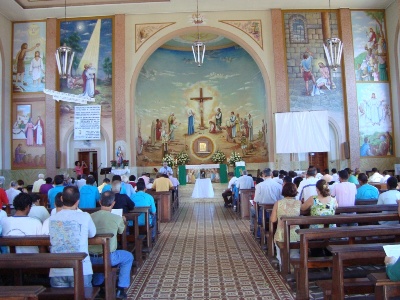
(222, 166, 400, 299)
(0, 170, 179, 299)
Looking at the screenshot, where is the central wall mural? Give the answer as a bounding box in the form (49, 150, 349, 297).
(135, 41, 268, 166)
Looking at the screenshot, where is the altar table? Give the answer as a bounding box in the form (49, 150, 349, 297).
(191, 178, 214, 198)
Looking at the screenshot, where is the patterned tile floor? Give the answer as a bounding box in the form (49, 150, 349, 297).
(127, 183, 294, 299)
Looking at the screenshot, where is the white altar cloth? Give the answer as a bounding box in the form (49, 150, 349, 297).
(185, 164, 220, 170)
(191, 178, 214, 198)
(111, 168, 130, 176)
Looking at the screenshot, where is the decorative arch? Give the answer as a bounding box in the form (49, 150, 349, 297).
(129, 25, 273, 165)
(62, 125, 111, 170)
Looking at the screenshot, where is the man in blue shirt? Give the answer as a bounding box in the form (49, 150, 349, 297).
(79, 176, 100, 208)
(131, 181, 157, 241)
(159, 162, 173, 176)
(48, 175, 65, 209)
(356, 173, 379, 201)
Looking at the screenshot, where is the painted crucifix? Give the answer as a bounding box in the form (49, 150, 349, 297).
(190, 88, 213, 130)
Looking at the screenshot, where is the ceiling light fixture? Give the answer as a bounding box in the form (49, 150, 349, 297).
(323, 0, 343, 72)
(55, 0, 75, 78)
(191, 0, 205, 67)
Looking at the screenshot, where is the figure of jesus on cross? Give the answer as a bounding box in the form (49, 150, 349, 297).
(190, 87, 213, 130)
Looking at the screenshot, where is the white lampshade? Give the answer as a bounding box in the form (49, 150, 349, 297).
(192, 41, 205, 67)
(55, 44, 75, 79)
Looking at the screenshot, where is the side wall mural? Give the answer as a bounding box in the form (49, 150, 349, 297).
(59, 18, 113, 165)
(135, 43, 268, 166)
(284, 11, 346, 154)
(12, 21, 46, 169)
(351, 10, 394, 157)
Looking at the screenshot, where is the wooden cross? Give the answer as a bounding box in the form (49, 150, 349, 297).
(190, 88, 213, 129)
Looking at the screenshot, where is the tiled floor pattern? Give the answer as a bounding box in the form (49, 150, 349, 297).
(127, 184, 294, 299)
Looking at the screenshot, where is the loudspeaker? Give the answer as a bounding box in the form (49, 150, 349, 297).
(56, 150, 61, 168)
(343, 142, 350, 159)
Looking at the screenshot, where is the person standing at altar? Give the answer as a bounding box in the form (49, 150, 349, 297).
(160, 162, 173, 176)
(188, 110, 195, 135)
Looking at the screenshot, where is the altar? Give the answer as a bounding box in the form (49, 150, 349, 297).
(191, 178, 214, 198)
(178, 164, 228, 185)
(111, 168, 130, 176)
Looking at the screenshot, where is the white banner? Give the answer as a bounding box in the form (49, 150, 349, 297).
(74, 105, 102, 140)
(275, 111, 329, 153)
(44, 89, 95, 104)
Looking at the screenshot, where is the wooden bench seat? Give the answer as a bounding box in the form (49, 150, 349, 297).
(147, 190, 173, 222)
(296, 225, 400, 300)
(316, 278, 375, 300)
(0, 253, 98, 300)
(0, 285, 46, 300)
(0, 234, 116, 300)
(277, 212, 399, 275)
(368, 272, 400, 299)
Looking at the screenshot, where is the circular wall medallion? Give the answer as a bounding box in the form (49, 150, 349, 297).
(191, 136, 214, 159)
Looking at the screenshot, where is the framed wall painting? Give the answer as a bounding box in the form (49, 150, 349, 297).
(12, 21, 46, 93)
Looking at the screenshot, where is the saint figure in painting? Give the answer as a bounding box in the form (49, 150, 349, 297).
(14, 144, 25, 164)
(15, 42, 40, 85)
(29, 51, 44, 86)
(24, 118, 35, 146)
(34, 116, 44, 145)
(188, 110, 195, 135)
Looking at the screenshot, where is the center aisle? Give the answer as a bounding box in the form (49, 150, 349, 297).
(127, 184, 294, 299)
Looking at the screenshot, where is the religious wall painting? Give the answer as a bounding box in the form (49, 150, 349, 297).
(58, 17, 113, 163)
(12, 102, 46, 169)
(12, 21, 46, 93)
(135, 22, 175, 52)
(351, 10, 388, 83)
(135, 44, 268, 166)
(357, 83, 393, 157)
(219, 20, 263, 49)
(284, 11, 346, 153)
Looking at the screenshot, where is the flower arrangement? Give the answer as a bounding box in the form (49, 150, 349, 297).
(227, 151, 242, 166)
(162, 154, 176, 168)
(211, 149, 227, 164)
(110, 160, 117, 167)
(175, 151, 190, 165)
(122, 160, 129, 167)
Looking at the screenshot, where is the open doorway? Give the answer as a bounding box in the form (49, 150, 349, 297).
(78, 151, 98, 183)
(308, 152, 328, 172)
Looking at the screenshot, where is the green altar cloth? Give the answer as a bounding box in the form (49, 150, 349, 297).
(178, 165, 186, 185)
(219, 164, 228, 183)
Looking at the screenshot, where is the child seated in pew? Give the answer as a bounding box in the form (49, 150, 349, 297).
(270, 182, 301, 270)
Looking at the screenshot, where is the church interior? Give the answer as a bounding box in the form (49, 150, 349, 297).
(0, 0, 400, 299)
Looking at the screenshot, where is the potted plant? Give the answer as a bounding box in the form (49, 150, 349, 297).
(162, 154, 176, 168)
(227, 151, 242, 166)
(110, 160, 117, 168)
(175, 151, 190, 165)
(211, 149, 226, 164)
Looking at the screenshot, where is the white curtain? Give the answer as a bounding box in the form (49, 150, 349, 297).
(275, 111, 330, 153)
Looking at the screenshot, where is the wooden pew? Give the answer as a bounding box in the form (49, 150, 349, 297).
(132, 206, 154, 253)
(0, 234, 115, 300)
(239, 189, 255, 219)
(257, 203, 274, 253)
(368, 272, 400, 299)
(323, 243, 388, 299)
(0, 253, 95, 300)
(121, 212, 144, 268)
(147, 190, 173, 222)
(0, 286, 46, 300)
(266, 204, 398, 267)
(279, 212, 399, 275)
(296, 225, 400, 300)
